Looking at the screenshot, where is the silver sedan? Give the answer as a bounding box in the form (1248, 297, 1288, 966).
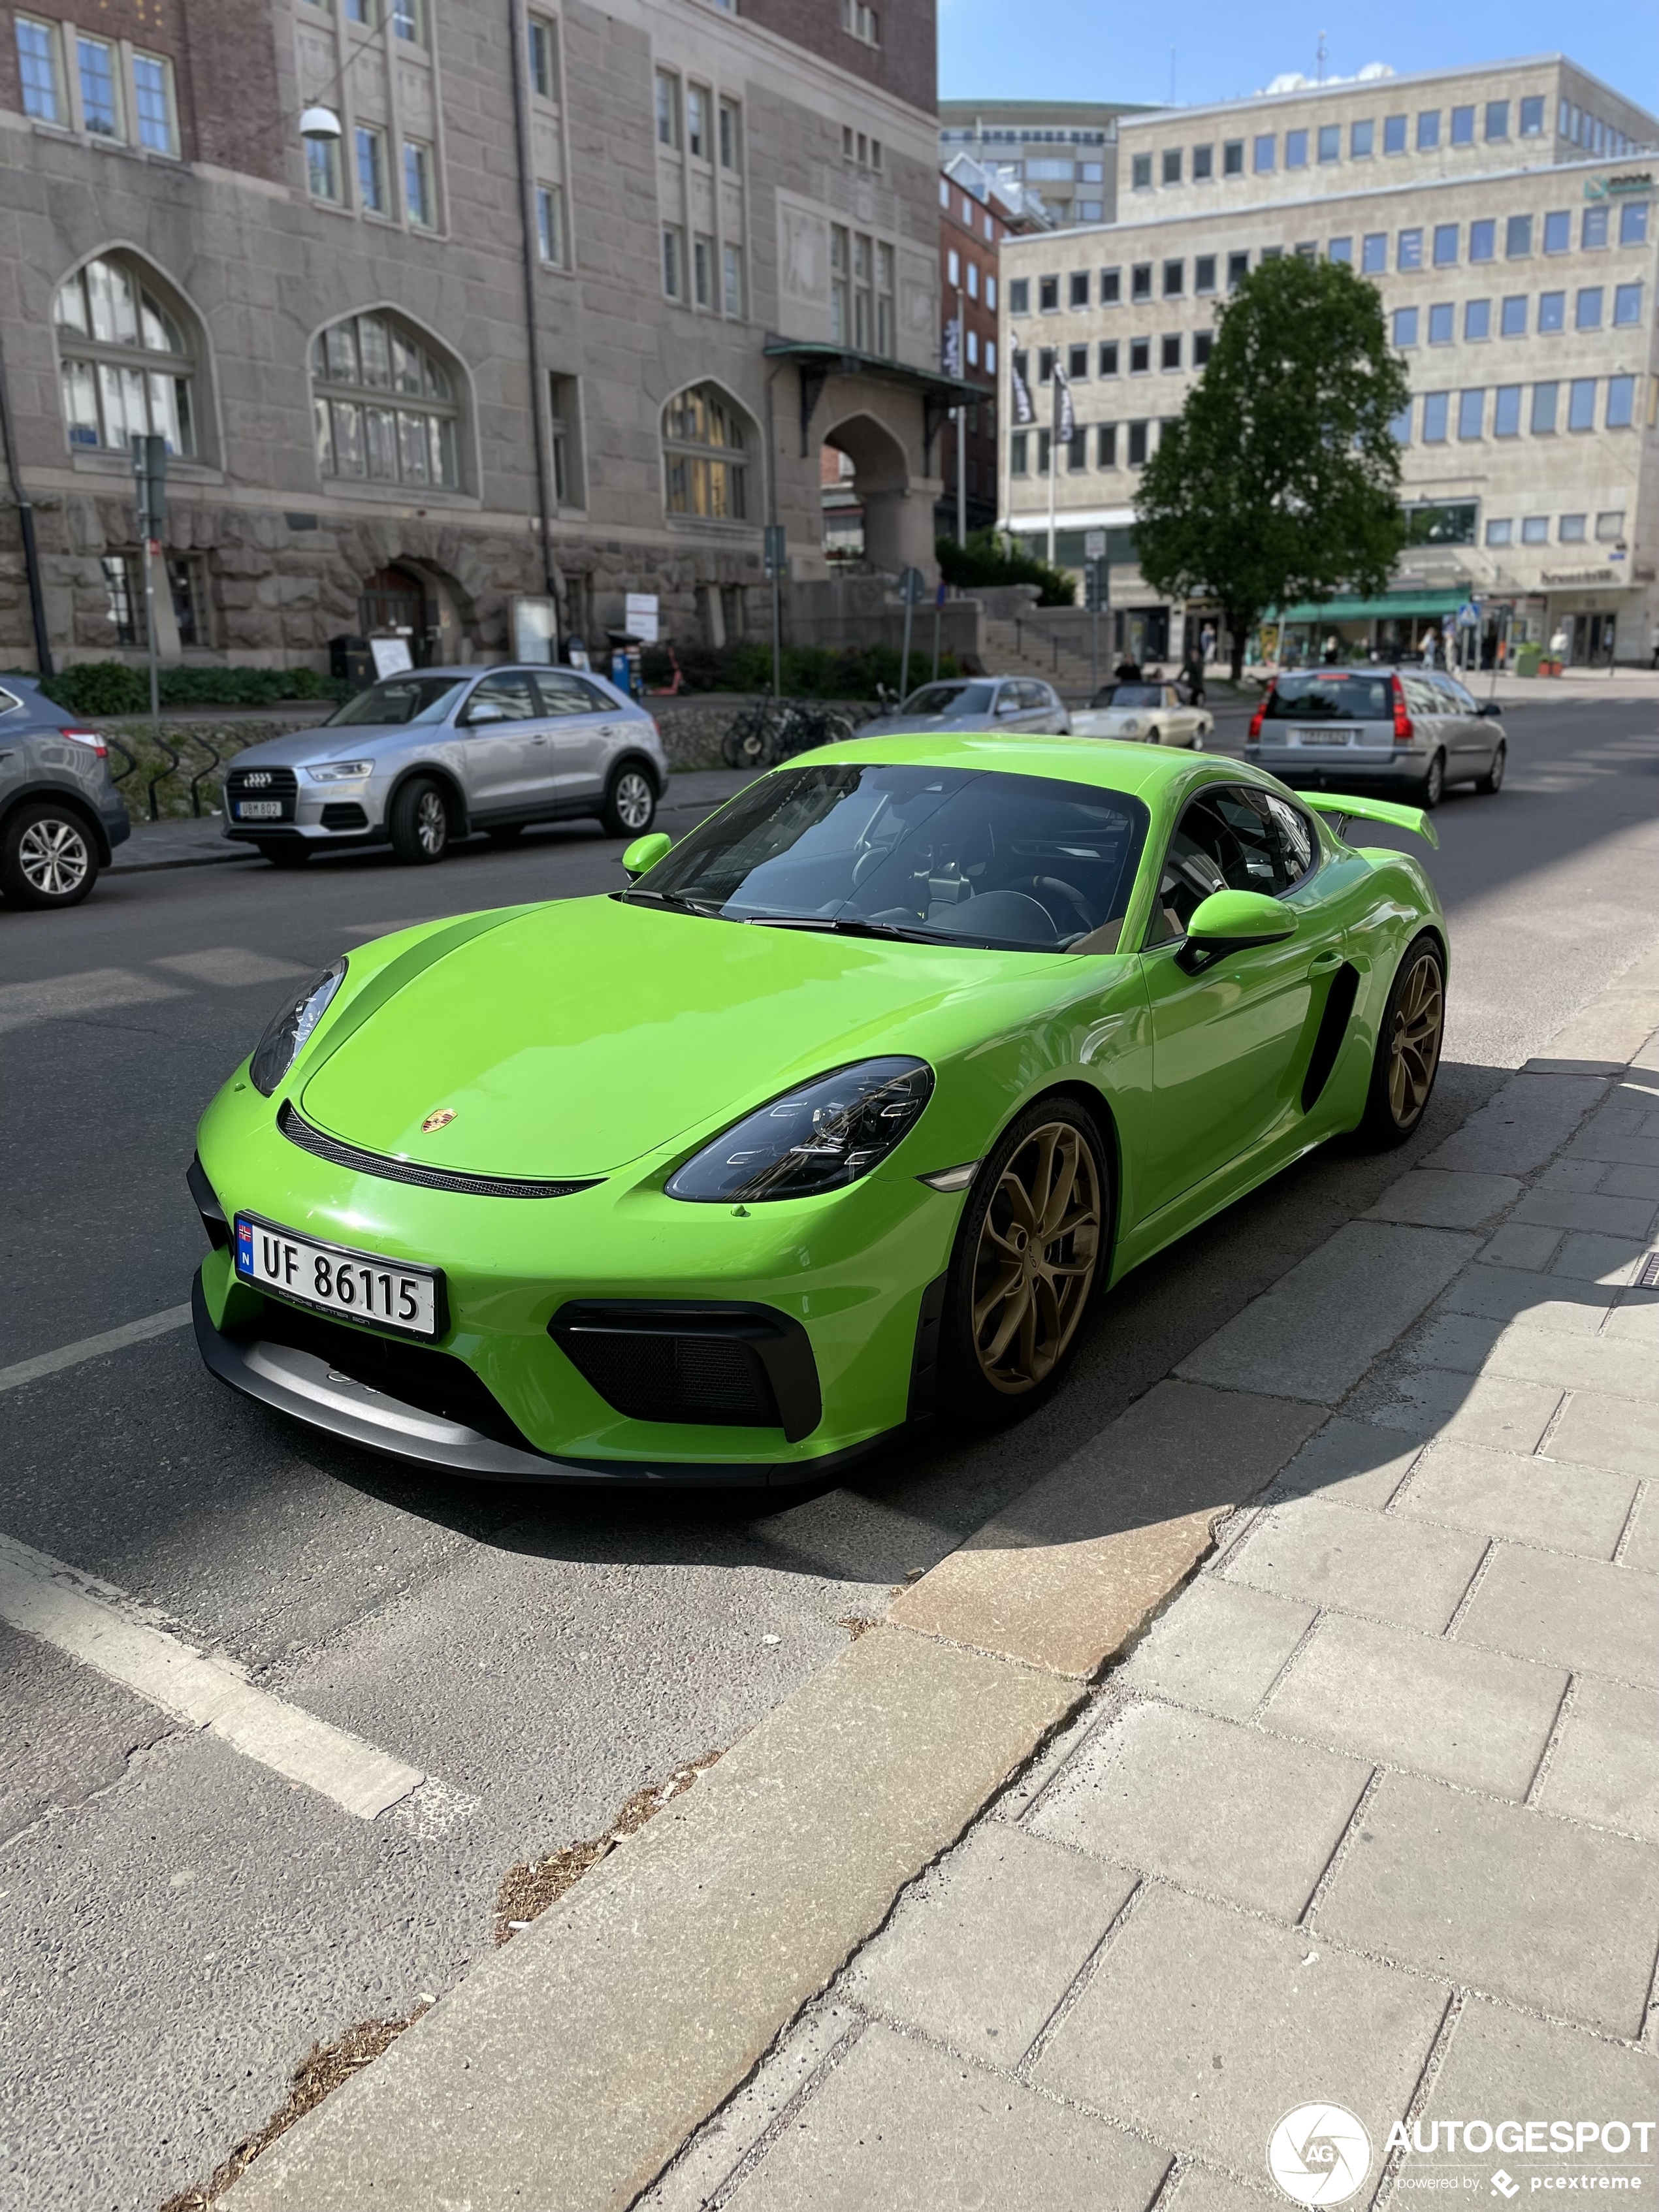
(1069, 681, 1214, 748)
(856, 677, 1071, 739)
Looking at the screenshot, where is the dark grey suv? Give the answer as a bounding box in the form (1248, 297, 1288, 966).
(0, 677, 131, 909)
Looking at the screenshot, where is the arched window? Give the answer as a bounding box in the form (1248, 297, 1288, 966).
(663, 385, 749, 520)
(311, 312, 460, 489)
(54, 255, 197, 455)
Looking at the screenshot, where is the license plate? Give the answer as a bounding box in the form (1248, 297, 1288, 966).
(1293, 729, 1351, 746)
(234, 1214, 442, 1338)
(234, 799, 284, 820)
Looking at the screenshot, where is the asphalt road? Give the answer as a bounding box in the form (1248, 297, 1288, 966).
(3, 697, 1658, 2211)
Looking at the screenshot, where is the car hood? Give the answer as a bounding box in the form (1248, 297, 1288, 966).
(229, 723, 432, 767)
(298, 895, 1052, 1177)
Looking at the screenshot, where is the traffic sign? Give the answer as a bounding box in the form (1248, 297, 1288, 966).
(1456, 600, 1481, 628)
(1084, 530, 1106, 562)
(898, 566, 927, 605)
(763, 524, 786, 577)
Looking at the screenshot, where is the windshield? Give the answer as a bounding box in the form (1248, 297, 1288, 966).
(899, 682, 996, 718)
(1265, 673, 1394, 722)
(629, 762, 1149, 954)
(1093, 684, 1164, 708)
(327, 675, 468, 728)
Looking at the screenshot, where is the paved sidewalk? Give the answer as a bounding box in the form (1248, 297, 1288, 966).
(641, 978, 1659, 2210)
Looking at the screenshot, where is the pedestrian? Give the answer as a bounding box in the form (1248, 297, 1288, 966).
(1200, 621, 1216, 665)
(1419, 629, 1437, 669)
(1114, 650, 1141, 683)
(1182, 643, 1206, 705)
(1650, 621, 1659, 671)
(1323, 632, 1340, 665)
(1549, 624, 1570, 667)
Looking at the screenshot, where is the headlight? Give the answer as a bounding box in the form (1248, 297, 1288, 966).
(666, 1058, 933, 1204)
(1119, 720, 1142, 737)
(249, 960, 347, 1096)
(306, 760, 373, 782)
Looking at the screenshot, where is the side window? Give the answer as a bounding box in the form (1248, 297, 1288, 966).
(536, 671, 607, 715)
(1402, 673, 1442, 716)
(464, 672, 540, 721)
(1210, 787, 1294, 893)
(0, 687, 22, 715)
(1435, 675, 1475, 716)
(1263, 792, 1317, 883)
(1143, 796, 1232, 947)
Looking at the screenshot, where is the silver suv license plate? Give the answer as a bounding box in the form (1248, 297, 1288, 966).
(234, 1214, 441, 1338)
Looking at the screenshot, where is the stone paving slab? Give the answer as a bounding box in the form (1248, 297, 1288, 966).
(1174, 1223, 1481, 1405)
(1599, 1162, 1659, 1200)
(1315, 1769, 1659, 2034)
(1031, 1702, 1370, 1919)
(1267, 1420, 1422, 1510)
(845, 1823, 1136, 2063)
(1032, 1886, 1449, 2175)
(1528, 993, 1659, 1071)
(1396, 1437, 1639, 1558)
(1435, 1264, 1615, 1330)
(1536, 1677, 1659, 1844)
(1548, 1390, 1659, 1481)
(1166, 2161, 1281, 2209)
(1622, 1492, 1659, 1575)
(1220, 1496, 1487, 1633)
(1363, 1170, 1522, 1228)
(1485, 1324, 1659, 1402)
(1418, 1371, 1565, 1455)
(1605, 1290, 1659, 1345)
(1458, 1543, 1659, 1686)
(1514, 1189, 1659, 1240)
(1481, 1221, 1566, 1270)
(1548, 1230, 1652, 1283)
(1260, 1611, 1566, 1799)
(722, 2023, 1172, 2212)
(1116, 1578, 1315, 1720)
(1419, 1072, 1610, 1178)
(1404, 1311, 1508, 1373)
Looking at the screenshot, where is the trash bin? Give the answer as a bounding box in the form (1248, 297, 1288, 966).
(1515, 642, 1542, 679)
(329, 635, 376, 690)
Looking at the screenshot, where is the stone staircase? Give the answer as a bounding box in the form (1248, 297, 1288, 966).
(978, 615, 1104, 696)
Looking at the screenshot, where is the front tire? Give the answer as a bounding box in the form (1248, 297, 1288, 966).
(389, 777, 451, 865)
(601, 763, 656, 838)
(939, 1098, 1109, 1422)
(1, 801, 99, 908)
(1475, 741, 1506, 795)
(1356, 934, 1445, 1148)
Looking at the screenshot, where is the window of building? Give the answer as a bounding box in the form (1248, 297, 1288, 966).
(1035, 429, 1051, 474)
(1506, 214, 1532, 259)
(1294, 241, 1316, 262)
(1596, 509, 1625, 541)
(1099, 340, 1119, 376)
(1457, 389, 1483, 440)
(76, 35, 120, 136)
(1010, 431, 1028, 475)
(946, 248, 960, 289)
(1606, 374, 1635, 428)
(1530, 382, 1557, 434)
(1519, 95, 1545, 136)
(1069, 270, 1089, 308)
(1131, 263, 1152, 301)
(308, 136, 341, 202)
(402, 140, 435, 228)
(1253, 133, 1275, 172)
(1194, 330, 1214, 367)
(1223, 138, 1244, 176)
(1543, 210, 1570, 253)
(1351, 118, 1374, 157)
(1500, 295, 1527, 338)
(1099, 267, 1121, 304)
(1079, 161, 1103, 183)
(132, 54, 176, 154)
(1493, 385, 1521, 436)
(548, 373, 580, 504)
(311, 312, 458, 486)
(1538, 291, 1565, 333)
(1613, 281, 1643, 328)
(839, 0, 878, 43)
(528, 14, 557, 99)
(1450, 104, 1475, 146)
(1163, 259, 1184, 297)
(1161, 334, 1181, 370)
(390, 0, 423, 41)
(986, 276, 997, 310)
(1227, 250, 1249, 290)
(1163, 147, 1182, 184)
(1383, 114, 1406, 155)
(1620, 202, 1649, 248)
(1323, 236, 1350, 264)
(54, 254, 197, 457)
(1575, 286, 1603, 330)
(875, 240, 895, 356)
(1568, 377, 1596, 432)
(1422, 392, 1448, 442)
(101, 553, 142, 645)
(1129, 337, 1150, 374)
(1464, 298, 1490, 340)
(1433, 224, 1458, 267)
(965, 329, 978, 367)
(1558, 513, 1587, 542)
(1068, 342, 1089, 379)
(1039, 274, 1059, 310)
(1066, 427, 1087, 472)
(1260, 246, 1283, 262)
(655, 71, 681, 148)
(1389, 400, 1411, 443)
(1393, 306, 1419, 347)
(1193, 144, 1213, 180)
(1485, 517, 1511, 544)
(967, 262, 980, 301)
(1417, 110, 1440, 150)
(1428, 303, 1454, 345)
(536, 182, 567, 265)
(718, 99, 741, 170)
(1097, 423, 1116, 467)
(1131, 152, 1152, 189)
(1521, 514, 1548, 542)
(1076, 199, 1104, 221)
(1317, 123, 1340, 163)
(663, 224, 685, 300)
(663, 384, 749, 519)
(1127, 420, 1149, 466)
(1485, 100, 1509, 140)
(692, 234, 714, 309)
(1285, 128, 1308, 168)
(1468, 219, 1494, 264)
(1580, 206, 1609, 253)
(1361, 232, 1386, 274)
(15, 16, 64, 123)
(686, 86, 708, 160)
(1008, 277, 1029, 317)
(1397, 229, 1423, 271)
(355, 127, 386, 214)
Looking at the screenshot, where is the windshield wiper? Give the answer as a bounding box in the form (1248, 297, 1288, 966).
(619, 888, 725, 916)
(740, 913, 944, 944)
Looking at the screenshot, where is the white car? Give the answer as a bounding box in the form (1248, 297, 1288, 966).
(1069, 681, 1213, 749)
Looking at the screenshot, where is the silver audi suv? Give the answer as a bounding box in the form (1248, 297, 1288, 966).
(221, 664, 668, 867)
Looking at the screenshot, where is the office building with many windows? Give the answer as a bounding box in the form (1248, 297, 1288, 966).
(938, 100, 1153, 230)
(999, 57, 1659, 666)
(0, 0, 963, 671)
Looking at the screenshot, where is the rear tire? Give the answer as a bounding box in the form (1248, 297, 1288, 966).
(1475, 741, 1506, 795)
(1, 800, 100, 908)
(389, 777, 451, 865)
(257, 841, 311, 871)
(1418, 751, 1446, 809)
(1355, 933, 1445, 1149)
(601, 763, 656, 838)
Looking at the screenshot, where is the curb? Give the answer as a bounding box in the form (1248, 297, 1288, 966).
(224, 935, 1659, 2212)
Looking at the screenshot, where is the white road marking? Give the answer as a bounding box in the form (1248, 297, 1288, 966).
(0, 967, 184, 1034)
(0, 1531, 426, 1821)
(153, 948, 309, 987)
(0, 1305, 193, 1393)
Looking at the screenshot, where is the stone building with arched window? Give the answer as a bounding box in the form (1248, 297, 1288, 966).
(0, 0, 975, 675)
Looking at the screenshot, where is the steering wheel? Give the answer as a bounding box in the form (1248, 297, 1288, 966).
(1016, 875, 1095, 936)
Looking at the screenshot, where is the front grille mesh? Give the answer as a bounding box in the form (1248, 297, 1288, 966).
(559, 1329, 779, 1427)
(277, 1101, 600, 1200)
(226, 764, 298, 820)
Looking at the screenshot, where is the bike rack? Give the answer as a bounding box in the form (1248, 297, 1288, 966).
(106, 735, 138, 792)
(185, 731, 222, 818)
(146, 731, 181, 822)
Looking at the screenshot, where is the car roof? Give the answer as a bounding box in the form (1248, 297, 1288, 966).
(371, 662, 619, 684)
(801, 731, 1269, 806)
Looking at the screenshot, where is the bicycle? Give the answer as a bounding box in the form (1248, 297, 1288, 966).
(721, 698, 857, 769)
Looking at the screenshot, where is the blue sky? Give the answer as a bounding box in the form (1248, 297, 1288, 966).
(938, 0, 1658, 121)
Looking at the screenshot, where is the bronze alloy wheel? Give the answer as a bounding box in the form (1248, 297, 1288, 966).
(1388, 950, 1444, 1129)
(969, 1119, 1103, 1394)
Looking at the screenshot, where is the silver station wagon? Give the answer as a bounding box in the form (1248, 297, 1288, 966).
(1248, 667, 1507, 809)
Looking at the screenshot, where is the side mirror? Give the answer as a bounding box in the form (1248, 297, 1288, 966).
(465, 701, 508, 726)
(1181, 889, 1297, 965)
(1476, 702, 1502, 718)
(622, 831, 671, 880)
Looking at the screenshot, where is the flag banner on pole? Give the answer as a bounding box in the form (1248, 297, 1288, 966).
(1010, 351, 1035, 426)
(1054, 367, 1075, 443)
(942, 317, 963, 378)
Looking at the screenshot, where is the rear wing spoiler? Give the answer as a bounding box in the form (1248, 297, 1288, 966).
(1302, 792, 1439, 850)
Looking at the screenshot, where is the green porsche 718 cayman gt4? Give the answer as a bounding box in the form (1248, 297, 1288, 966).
(190, 735, 1445, 1485)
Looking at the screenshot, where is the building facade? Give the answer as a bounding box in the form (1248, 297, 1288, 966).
(998, 58, 1659, 667)
(938, 99, 1151, 231)
(0, 0, 965, 673)
(936, 163, 1013, 537)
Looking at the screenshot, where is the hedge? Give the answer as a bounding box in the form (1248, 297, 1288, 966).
(639, 641, 958, 698)
(31, 662, 351, 717)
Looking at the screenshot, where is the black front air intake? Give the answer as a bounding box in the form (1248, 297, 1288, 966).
(549, 1301, 822, 1441)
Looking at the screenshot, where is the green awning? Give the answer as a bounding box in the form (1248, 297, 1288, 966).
(1272, 590, 1466, 624)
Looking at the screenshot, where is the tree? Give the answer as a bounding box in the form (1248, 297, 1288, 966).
(1133, 255, 1410, 682)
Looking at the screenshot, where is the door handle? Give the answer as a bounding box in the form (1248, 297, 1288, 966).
(529, 733, 548, 744)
